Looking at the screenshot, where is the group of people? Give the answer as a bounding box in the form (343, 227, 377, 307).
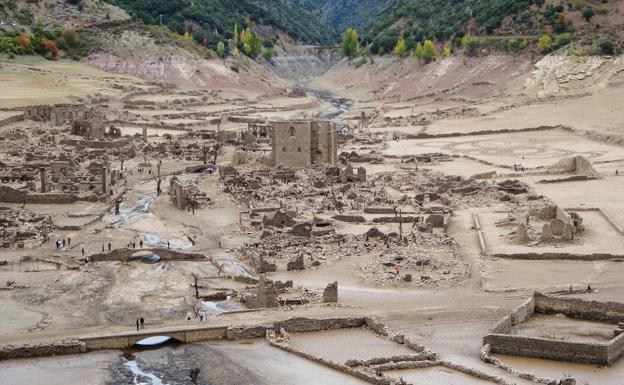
(513, 164, 525, 172)
(127, 240, 144, 249)
(54, 237, 71, 250)
(137, 168, 152, 175)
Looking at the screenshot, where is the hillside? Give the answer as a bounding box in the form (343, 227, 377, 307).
(362, 0, 623, 53)
(310, 0, 391, 40)
(101, 0, 334, 47)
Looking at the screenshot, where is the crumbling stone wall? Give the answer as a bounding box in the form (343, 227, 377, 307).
(0, 185, 101, 204)
(242, 276, 279, 309)
(0, 340, 86, 360)
(322, 281, 338, 303)
(273, 317, 365, 333)
(534, 292, 624, 323)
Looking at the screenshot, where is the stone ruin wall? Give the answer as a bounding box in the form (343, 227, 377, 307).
(534, 292, 624, 323)
(0, 185, 102, 204)
(483, 293, 624, 366)
(0, 340, 86, 360)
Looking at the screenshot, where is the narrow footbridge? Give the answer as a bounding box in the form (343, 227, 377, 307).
(79, 325, 229, 350)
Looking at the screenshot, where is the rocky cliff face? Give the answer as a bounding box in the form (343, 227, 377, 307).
(525, 54, 624, 98)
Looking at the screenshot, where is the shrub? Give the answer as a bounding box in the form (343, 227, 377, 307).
(230, 64, 239, 73)
(555, 33, 573, 47)
(353, 56, 366, 68)
(538, 34, 553, 53)
(262, 47, 274, 61)
(599, 40, 615, 55)
(461, 34, 481, 57)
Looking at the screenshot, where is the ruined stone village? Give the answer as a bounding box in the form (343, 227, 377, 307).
(2, 4, 624, 385)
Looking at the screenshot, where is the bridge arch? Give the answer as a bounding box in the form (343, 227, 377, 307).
(133, 335, 183, 348)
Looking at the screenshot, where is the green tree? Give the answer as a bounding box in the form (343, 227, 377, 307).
(231, 23, 239, 56)
(422, 39, 438, 62)
(183, 31, 193, 43)
(442, 43, 452, 58)
(581, 6, 594, 22)
(538, 34, 553, 53)
(216, 41, 225, 58)
(242, 28, 262, 58)
(340, 27, 359, 59)
(413, 42, 424, 60)
(393, 35, 407, 57)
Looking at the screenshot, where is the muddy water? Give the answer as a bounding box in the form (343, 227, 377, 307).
(385, 367, 496, 385)
(492, 353, 624, 385)
(288, 328, 415, 363)
(512, 313, 618, 343)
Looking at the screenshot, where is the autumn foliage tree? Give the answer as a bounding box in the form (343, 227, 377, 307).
(16, 35, 33, 53)
(393, 35, 407, 57)
(41, 39, 59, 58)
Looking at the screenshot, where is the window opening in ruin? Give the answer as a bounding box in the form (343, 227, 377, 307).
(289, 127, 295, 137)
(282, 146, 287, 152)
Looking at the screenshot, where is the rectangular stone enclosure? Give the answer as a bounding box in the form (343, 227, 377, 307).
(483, 292, 624, 366)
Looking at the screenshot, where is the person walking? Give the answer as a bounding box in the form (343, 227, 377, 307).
(67, 237, 71, 247)
(139, 240, 143, 248)
(167, 241, 170, 249)
(108, 242, 112, 252)
(136, 319, 140, 331)
(140, 317, 145, 329)
(395, 265, 400, 279)
(132, 242, 136, 249)
(81, 248, 85, 257)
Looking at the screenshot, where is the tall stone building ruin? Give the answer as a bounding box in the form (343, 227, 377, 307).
(271, 120, 337, 168)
